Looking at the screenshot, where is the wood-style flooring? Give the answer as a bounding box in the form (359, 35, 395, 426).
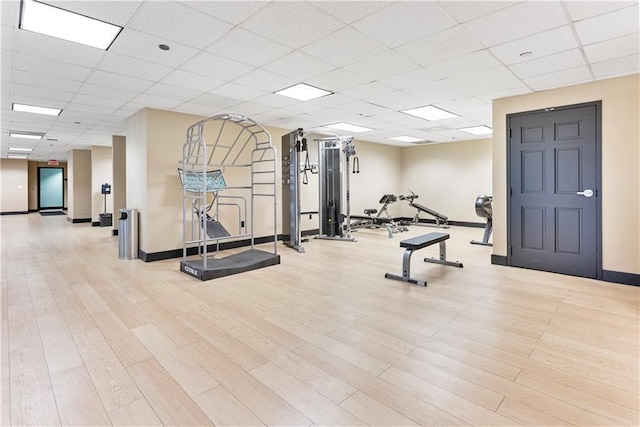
(1, 213, 638, 426)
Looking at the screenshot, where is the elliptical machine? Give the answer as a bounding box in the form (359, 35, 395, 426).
(470, 195, 492, 246)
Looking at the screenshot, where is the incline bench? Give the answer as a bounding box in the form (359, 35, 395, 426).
(385, 232, 463, 286)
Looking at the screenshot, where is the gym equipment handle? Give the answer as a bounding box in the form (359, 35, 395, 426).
(576, 189, 594, 197)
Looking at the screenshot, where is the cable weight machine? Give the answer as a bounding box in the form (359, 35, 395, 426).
(282, 129, 357, 251)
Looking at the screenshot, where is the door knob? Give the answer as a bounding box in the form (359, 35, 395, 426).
(576, 189, 594, 197)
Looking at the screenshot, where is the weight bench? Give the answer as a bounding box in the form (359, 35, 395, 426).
(410, 202, 449, 228)
(385, 232, 463, 286)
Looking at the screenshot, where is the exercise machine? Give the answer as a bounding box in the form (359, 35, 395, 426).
(281, 129, 307, 252)
(317, 135, 356, 242)
(351, 194, 408, 237)
(400, 191, 449, 228)
(179, 113, 280, 281)
(470, 195, 492, 246)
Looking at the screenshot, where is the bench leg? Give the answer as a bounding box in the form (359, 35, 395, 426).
(424, 241, 463, 268)
(385, 249, 427, 286)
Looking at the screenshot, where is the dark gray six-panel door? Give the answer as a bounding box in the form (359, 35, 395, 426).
(509, 104, 599, 278)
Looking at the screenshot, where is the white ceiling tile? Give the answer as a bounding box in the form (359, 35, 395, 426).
(345, 50, 419, 81)
(353, 2, 456, 48)
(332, 100, 392, 117)
(72, 94, 125, 110)
(45, 0, 142, 27)
(341, 82, 395, 99)
(263, 51, 335, 81)
(437, 97, 490, 116)
(180, 51, 254, 82)
(565, 1, 637, 21)
(97, 52, 172, 81)
(251, 93, 300, 109)
(15, 29, 105, 68)
(128, 1, 233, 49)
(130, 93, 183, 110)
(463, 2, 568, 47)
(78, 83, 137, 102)
(306, 68, 370, 92)
(438, 1, 518, 24)
(1, 1, 18, 26)
(239, 2, 344, 49)
(108, 28, 199, 68)
(365, 90, 426, 111)
(304, 93, 354, 108)
(310, 1, 393, 24)
(160, 69, 225, 92)
(209, 82, 267, 102)
(524, 66, 593, 91)
(584, 33, 640, 63)
(234, 69, 297, 92)
(301, 27, 387, 67)
(182, 1, 267, 25)
(188, 93, 241, 109)
(86, 70, 154, 93)
(477, 83, 533, 102)
(575, 5, 639, 45)
(11, 83, 75, 102)
(64, 103, 116, 116)
(396, 26, 483, 67)
(143, 83, 202, 102)
(489, 26, 579, 65)
(2, 25, 13, 51)
(509, 49, 586, 79)
(279, 101, 331, 114)
(427, 50, 500, 78)
(13, 70, 82, 93)
(229, 102, 273, 116)
(449, 65, 524, 95)
(401, 79, 469, 104)
(591, 54, 640, 79)
(206, 27, 292, 67)
(14, 53, 92, 82)
(377, 68, 441, 90)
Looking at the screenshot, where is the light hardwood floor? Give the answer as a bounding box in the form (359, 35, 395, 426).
(1, 213, 638, 426)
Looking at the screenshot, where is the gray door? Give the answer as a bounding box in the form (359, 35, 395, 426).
(509, 103, 600, 278)
(39, 167, 64, 209)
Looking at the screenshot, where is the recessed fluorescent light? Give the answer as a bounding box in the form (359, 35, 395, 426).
(8, 155, 28, 159)
(401, 105, 458, 121)
(19, 0, 122, 50)
(274, 83, 332, 101)
(459, 125, 493, 135)
(12, 103, 62, 116)
(324, 122, 374, 133)
(9, 131, 44, 140)
(389, 136, 423, 143)
(8, 147, 33, 152)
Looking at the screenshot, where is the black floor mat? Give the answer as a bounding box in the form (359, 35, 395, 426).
(39, 211, 66, 216)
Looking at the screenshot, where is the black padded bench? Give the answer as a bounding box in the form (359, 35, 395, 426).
(385, 232, 463, 286)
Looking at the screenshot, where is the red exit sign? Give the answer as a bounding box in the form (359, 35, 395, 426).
(48, 160, 59, 166)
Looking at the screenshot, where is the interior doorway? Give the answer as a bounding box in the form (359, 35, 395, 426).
(38, 167, 64, 210)
(507, 101, 601, 279)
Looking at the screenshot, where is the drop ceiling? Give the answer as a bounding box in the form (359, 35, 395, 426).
(1, 0, 638, 161)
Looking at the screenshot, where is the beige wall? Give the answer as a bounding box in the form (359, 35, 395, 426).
(401, 139, 492, 222)
(67, 149, 92, 220)
(91, 146, 113, 222)
(112, 136, 126, 232)
(27, 161, 68, 211)
(126, 109, 148, 248)
(493, 73, 639, 274)
(0, 159, 28, 213)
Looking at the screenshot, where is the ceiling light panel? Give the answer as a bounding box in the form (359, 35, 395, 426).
(9, 131, 44, 139)
(389, 136, 423, 142)
(12, 103, 61, 116)
(8, 155, 29, 159)
(324, 122, 374, 133)
(20, 0, 122, 50)
(459, 125, 493, 135)
(402, 105, 458, 121)
(8, 147, 34, 152)
(275, 83, 332, 101)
